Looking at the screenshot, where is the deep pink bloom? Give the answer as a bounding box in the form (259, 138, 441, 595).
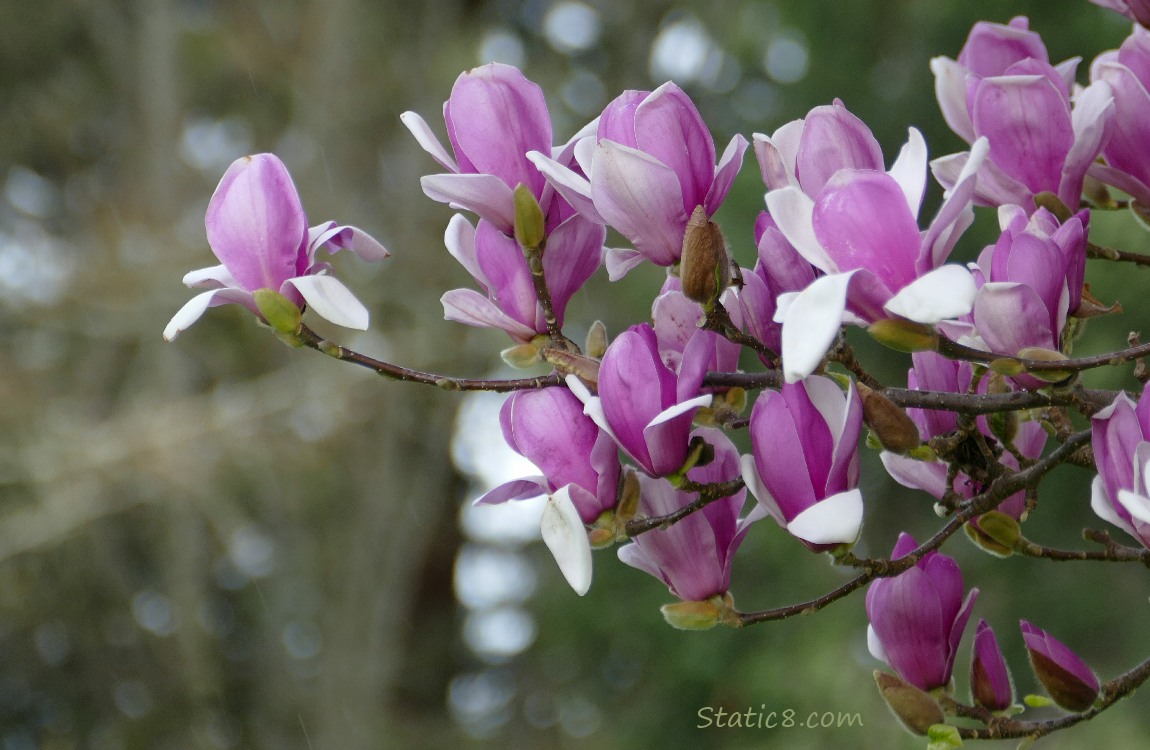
(931, 17, 1114, 211)
(971, 620, 1013, 711)
(970, 205, 1087, 389)
(617, 428, 756, 601)
(742, 376, 864, 547)
(1020, 620, 1100, 712)
(866, 533, 979, 691)
(529, 82, 748, 278)
(475, 386, 621, 524)
(402, 63, 555, 233)
(1090, 389, 1150, 549)
(573, 324, 712, 477)
(164, 153, 388, 340)
(1090, 26, 1150, 207)
(766, 108, 987, 381)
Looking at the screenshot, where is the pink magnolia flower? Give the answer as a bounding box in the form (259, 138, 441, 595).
(741, 375, 864, 548)
(1090, 389, 1150, 549)
(931, 16, 1114, 211)
(866, 533, 979, 691)
(569, 324, 713, 478)
(971, 620, 1013, 711)
(528, 82, 748, 278)
(1090, 25, 1150, 207)
(164, 153, 388, 340)
(617, 428, 757, 601)
(475, 386, 621, 524)
(1020, 620, 1100, 712)
(765, 104, 989, 382)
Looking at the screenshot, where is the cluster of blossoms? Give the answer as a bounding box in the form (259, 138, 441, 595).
(166, 1, 1150, 741)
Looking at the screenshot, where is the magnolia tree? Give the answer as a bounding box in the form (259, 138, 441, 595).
(165, 4, 1150, 745)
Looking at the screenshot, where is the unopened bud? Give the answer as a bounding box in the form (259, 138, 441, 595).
(513, 184, 546, 251)
(253, 288, 303, 335)
(873, 671, 945, 735)
(867, 319, 938, 353)
(679, 205, 730, 305)
(965, 511, 1020, 557)
(660, 592, 739, 630)
(501, 340, 544, 368)
(857, 383, 921, 453)
(1017, 347, 1072, 383)
(1033, 191, 1073, 223)
(585, 320, 608, 358)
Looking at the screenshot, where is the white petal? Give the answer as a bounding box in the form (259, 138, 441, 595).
(420, 174, 516, 233)
(785, 488, 864, 545)
(399, 111, 459, 172)
(605, 247, 646, 280)
(883, 265, 975, 323)
(540, 486, 593, 596)
(1091, 475, 1136, 537)
(888, 127, 928, 218)
(867, 624, 890, 664)
(1117, 489, 1150, 525)
(739, 453, 785, 526)
(565, 374, 617, 443)
(183, 264, 238, 289)
(648, 394, 714, 427)
(287, 275, 370, 330)
(780, 272, 855, 383)
(526, 150, 603, 223)
(163, 290, 221, 341)
(441, 288, 536, 339)
(444, 214, 485, 288)
(764, 186, 836, 273)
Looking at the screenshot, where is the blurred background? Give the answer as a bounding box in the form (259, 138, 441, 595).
(2, 0, 1147, 748)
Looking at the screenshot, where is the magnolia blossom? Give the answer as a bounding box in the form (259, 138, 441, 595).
(881, 351, 1047, 519)
(403, 64, 606, 341)
(931, 16, 1114, 211)
(401, 63, 556, 233)
(866, 533, 979, 691)
(651, 277, 741, 375)
(528, 82, 748, 278)
(1020, 620, 1100, 712)
(438, 213, 604, 343)
(570, 325, 712, 477)
(1090, 25, 1150, 207)
(969, 205, 1086, 388)
(475, 386, 621, 524)
(971, 620, 1013, 712)
(740, 375, 864, 547)
(617, 428, 757, 601)
(754, 99, 886, 197)
(1090, 389, 1150, 548)
(765, 104, 989, 382)
(164, 153, 389, 340)
(1090, 0, 1150, 26)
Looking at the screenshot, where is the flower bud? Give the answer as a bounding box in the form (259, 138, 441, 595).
(858, 383, 921, 454)
(964, 510, 1020, 557)
(660, 592, 739, 630)
(513, 183, 546, 251)
(873, 671, 945, 736)
(584, 320, 609, 358)
(970, 620, 1014, 712)
(500, 341, 543, 368)
(1032, 191, 1073, 223)
(1017, 347, 1072, 383)
(867, 319, 938, 353)
(253, 288, 303, 335)
(679, 205, 730, 305)
(1020, 620, 1100, 712)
